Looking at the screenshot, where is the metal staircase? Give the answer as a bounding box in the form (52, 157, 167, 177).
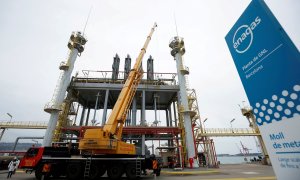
(177, 104, 187, 166)
(52, 94, 73, 142)
(187, 89, 219, 168)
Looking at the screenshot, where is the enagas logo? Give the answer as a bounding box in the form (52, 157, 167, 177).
(233, 16, 261, 53)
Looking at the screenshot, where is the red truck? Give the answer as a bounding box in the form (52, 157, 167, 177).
(19, 145, 161, 180)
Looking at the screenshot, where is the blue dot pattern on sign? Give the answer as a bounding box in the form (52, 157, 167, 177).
(254, 85, 300, 126)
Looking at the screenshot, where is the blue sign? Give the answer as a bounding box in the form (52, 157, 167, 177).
(225, 0, 300, 126)
(225, 0, 300, 179)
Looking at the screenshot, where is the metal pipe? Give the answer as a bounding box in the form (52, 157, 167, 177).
(102, 89, 109, 126)
(141, 90, 146, 156)
(141, 90, 146, 126)
(73, 103, 80, 125)
(85, 108, 90, 126)
(92, 92, 100, 125)
(153, 94, 158, 126)
(168, 106, 173, 127)
(166, 109, 169, 127)
(132, 97, 137, 126)
(13, 136, 44, 152)
(79, 106, 86, 126)
(173, 102, 177, 127)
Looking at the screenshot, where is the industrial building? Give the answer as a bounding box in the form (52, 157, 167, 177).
(41, 30, 218, 168)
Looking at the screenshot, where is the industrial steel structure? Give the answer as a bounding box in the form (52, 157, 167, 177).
(0, 28, 269, 168)
(42, 28, 219, 168)
(32, 27, 217, 167)
(0, 30, 222, 168)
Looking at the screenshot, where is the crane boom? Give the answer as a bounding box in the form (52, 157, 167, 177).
(79, 23, 157, 155)
(104, 23, 157, 138)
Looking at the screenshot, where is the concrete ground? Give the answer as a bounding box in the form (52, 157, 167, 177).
(0, 164, 276, 180)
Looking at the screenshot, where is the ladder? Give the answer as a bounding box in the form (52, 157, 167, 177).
(84, 156, 92, 179)
(136, 158, 142, 176)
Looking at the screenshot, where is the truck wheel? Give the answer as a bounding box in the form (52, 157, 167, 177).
(35, 166, 42, 180)
(125, 163, 138, 180)
(107, 163, 124, 180)
(97, 164, 106, 178)
(88, 164, 98, 180)
(67, 163, 82, 179)
(89, 164, 106, 180)
(156, 169, 161, 176)
(51, 164, 62, 178)
(52, 169, 61, 178)
(35, 165, 50, 180)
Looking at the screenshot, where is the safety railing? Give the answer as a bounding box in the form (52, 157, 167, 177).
(199, 128, 259, 136)
(0, 121, 48, 129)
(71, 70, 178, 86)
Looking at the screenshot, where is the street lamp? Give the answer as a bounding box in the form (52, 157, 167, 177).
(6, 113, 13, 122)
(230, 118, 236, 131)
(202, 118, 208, 128)
(202, 118, 208, 133)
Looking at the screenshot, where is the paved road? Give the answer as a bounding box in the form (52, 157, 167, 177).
(1, 164, 276, 180)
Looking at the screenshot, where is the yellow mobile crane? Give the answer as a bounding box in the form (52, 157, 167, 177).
(19, 23, 160, 180)
(79, 23, 157, 155)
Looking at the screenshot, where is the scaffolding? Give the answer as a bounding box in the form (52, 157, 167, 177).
(186, 89, 219, 168)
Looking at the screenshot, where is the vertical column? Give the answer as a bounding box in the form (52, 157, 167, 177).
(102, 89, 109, 126)
(73, 103, 80, 125)
(126, 110, 131, 126)
(168, 106, 173, 127)
(43, 31, 86, 146)
(85, 108, 90, 126)
(169, 36, 198, 168)
(168, 105, 174, 147)
(141, 90, 146, 126)
(141, 90, 146, 155)
(142, 135, 146, 156)
(166, 109, 170, 147)
(153, 94, 159, 126)
(242, 107, 270, 165)
(257, 135, 270, 164)
(173, 102, 178, 127)
(79, 106, 86, 126)
(132, 96, 137, 126)
(166, 109, 169, 127)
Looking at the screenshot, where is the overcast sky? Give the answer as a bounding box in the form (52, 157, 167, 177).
(0, 0, 299, 155)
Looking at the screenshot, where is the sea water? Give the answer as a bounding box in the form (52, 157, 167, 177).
(217, 156, 259, 164)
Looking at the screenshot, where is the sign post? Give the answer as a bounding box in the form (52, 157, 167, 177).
(225, 0, 300, 179)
